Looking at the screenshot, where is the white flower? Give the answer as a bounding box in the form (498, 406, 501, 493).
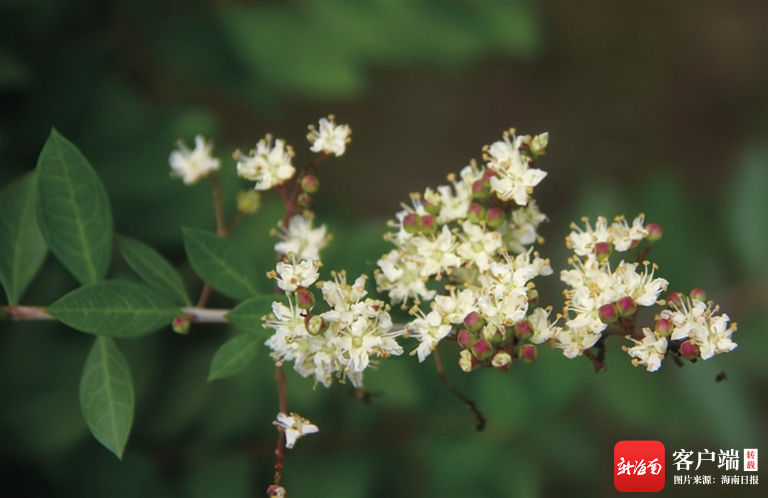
(375, 250, 436, 305)
(627, 329, 667, 372)
(237, 134, 295, 190)
(275, 215, 329, 261)
(274, 259, 320, 292)
(169, 135, 220, 185)
(308, 115, 350, 156)
(273, 412, 318, 449)
(406, 310, 453, 362)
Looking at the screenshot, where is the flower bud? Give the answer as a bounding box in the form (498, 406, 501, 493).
(654, 318, 674, 338)
(307, 315, 327, 335)
(646, 223, 663, 242)
(486, 207, 504, 228)
(423, 199, 441, 216)
(402, 213, 421, 234)
(598, 303, 619, 324)
(690, 288, 707, 302)
(459, 349, 480, 372)
(295, 287, 315, 310)
(666, 291, 684, 308)
(530, 132, 548, 155)
(514, 320, 533, 340)
(471, 179, 489, 199)
(297, 192, 311, 209)
(300, 174, 319, 193)
(520, 344, 538, 362)
(679, 340, 700, 359)
(420, 215, 438, 234)
(526, 288, 539, 308)
(470, 339, 494, 361)
(491, 350, 512, 371)
(594, 241, 612, 262)
(463, 311, 484, 333)
(616, 296, 637, 318)
(467, 203, 486, 223)
(482, 169, 497, 181)
(236, 189, 261, 214)
(456, 329, 476, 348)
(172, 316, 191, 335)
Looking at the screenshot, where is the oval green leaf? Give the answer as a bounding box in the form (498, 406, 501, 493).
(0, 172, 48, 304)
(36, 128, 113, 285)
(80, 336, 134, 459)
(225, 294, 287, 335)
(116, 233, 190, 306)
(49, 280, 182, 337)
(182, 228, 261, 300)
(208, 333, 262, 381)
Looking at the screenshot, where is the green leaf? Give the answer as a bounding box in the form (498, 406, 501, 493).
(0, 172, 48, 304)
(49, 280, 182, 338)
(36, 128, 113, 285)
(225, 294, 287, 335)
(182, 228, 261, 300)
(116, 234, 190, 306)
(207, 333, 262, 381)
(80, 336, 134, 459)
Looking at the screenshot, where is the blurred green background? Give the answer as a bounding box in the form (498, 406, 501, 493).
(1, 1, 766, 497)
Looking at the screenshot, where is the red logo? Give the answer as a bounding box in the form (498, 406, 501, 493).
(614, 440, 665, 492)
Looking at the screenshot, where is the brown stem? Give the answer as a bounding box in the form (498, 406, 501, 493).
(195, 283, 213, 308)
(273, 363, 288, 484)
(208, 172, 228, 238)
(433, 348, 486, 432)
(279, 153, 330, 229)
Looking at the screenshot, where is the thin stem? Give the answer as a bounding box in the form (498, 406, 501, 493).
(195, 283, 213, 308)
(209, 172, 228, 237)
(433, 348, 486, 432)
(2, 305, 230, 323)
(274, 363, 288, 484)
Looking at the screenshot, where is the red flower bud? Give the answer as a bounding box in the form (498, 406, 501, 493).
(520, 344, 538, 362)
(467, 203, 486, 223)
(617, 296, 637, 318)
(598, 303, 619, 324)
(402, 213, 421, 234)
(300, 174, 319, 193)
(654, 318, 674, 337)
(295, 287, 315, 310)
(666, 291, 684, 308)
(486, 207, 504, 228)
(680, 340, 700, 359)
(646, 223, 663, 242)
(690, 288, 707, 302)
(420, 215, 438, 234)
(463, 311, 484, 333)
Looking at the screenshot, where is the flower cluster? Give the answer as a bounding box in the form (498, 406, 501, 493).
(376, 129, 558, 369)
(169, 135, 221, 185)
(264, 259, 403, 388)
(555, 215, 669, 358)
(623, 290, 737, 372)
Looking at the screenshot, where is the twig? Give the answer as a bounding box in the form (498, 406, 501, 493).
(274, 363, 288, 484)
(433, 348, 486, 431)
(209, 170, 228, 238)
(2, 305, 230, 323)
